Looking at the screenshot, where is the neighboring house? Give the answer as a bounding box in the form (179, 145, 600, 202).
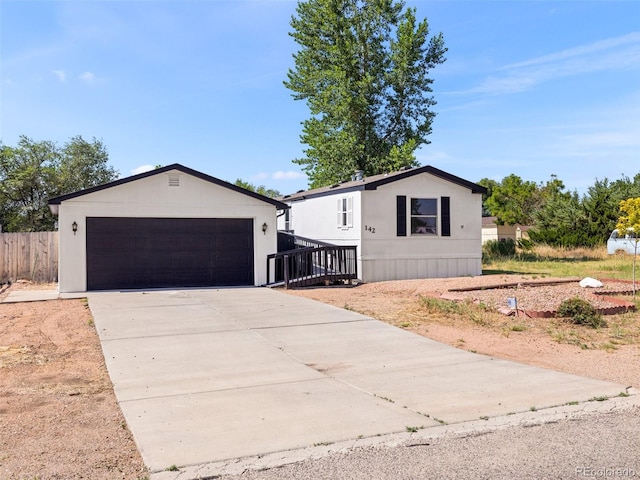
(481, 216, 530, 244)
(48, 164, 288, 293)
(277, 166, 487, 283)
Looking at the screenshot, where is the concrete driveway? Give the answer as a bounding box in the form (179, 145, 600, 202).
(88, 288, 627, 477)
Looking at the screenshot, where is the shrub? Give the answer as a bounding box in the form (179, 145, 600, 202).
(483, 238, 516, 260)
(556, 297, 606, 328)
(517, 238, 534, 251)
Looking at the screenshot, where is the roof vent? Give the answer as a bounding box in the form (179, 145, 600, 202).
(168, 174, 180, 187)
(352, 170, 364, 181)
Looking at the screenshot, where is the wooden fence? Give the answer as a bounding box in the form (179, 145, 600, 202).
(0, 232, 59, 284)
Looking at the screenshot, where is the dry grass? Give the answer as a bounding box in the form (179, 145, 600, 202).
(530, 245, 610, 260)
(484, 245, 638, 281)
(396, 292, 640, 351)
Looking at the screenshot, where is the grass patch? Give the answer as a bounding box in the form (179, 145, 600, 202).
(483, 245, 635, 280)
(588, 395, 609, 402)
(418, 296, 495, 326)
(374, 394, 395, 403)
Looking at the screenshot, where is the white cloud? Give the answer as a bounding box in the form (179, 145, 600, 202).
(131, 164, 155, 175)
(467, 32, 640, 96)
(79, 71, 95, 83)
(500, 32, 640, 71)
(52, 70, 66, 82)
(272, 171, 305, 180)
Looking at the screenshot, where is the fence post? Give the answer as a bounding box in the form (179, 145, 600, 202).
(353, 246, 357, 279)
(266, 256, 271, 285)
(283, 254, 290, 289)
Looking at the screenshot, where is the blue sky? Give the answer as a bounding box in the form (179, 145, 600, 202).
(1, 0, 638, 196)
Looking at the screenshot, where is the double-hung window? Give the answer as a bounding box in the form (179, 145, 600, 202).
(337, 196, 353, 229)
(397, 196, 450, 237)
(284, 208, 292, 231)
(410, 198, 437, 235)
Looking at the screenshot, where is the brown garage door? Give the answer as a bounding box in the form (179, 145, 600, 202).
(86, 217, 254, 290)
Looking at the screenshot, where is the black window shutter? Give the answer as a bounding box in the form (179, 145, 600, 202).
(397, 196, 407, 236)
(441, 196, 451, 237)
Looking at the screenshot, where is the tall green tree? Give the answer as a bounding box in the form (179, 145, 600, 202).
(616, 197, 640, 296)
(581, 178, 622, 245)
(484, 174, 539, 226)
(57, 136, 115, 194)
(285, 0, 447, 188)
(0, 136, 118, 232)
(233, 179, 281, 199)
(477, 177, 499, 217)
(529, 190, 586, 247)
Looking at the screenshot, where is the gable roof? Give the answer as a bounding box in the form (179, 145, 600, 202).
(48, 163, 289, 210)
(279, 165, 487, 202)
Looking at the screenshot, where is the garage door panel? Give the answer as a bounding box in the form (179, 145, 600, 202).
(212, 269, 251, 285)
(87, 218, 254, 290)
(219, 219, 252, 234)
(175, 235, 212, 252)
(173, 252, 212, 270)
(217, 232, 252, 248)
(215, 252, 252, 268)
(89, 217, 134, 234)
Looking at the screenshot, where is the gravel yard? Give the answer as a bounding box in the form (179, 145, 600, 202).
(452, 279, 636, 312)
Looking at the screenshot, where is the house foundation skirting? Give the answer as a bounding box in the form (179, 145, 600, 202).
(360, 256, 482, 283)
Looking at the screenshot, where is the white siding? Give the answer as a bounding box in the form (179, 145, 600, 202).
(282, 171, 483, 282)
(283, 191, 362, 245)
(57, 170, 278, 292)
(358, 174, 482, 282)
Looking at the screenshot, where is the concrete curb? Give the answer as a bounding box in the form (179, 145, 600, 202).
(151, 390, 640, 480)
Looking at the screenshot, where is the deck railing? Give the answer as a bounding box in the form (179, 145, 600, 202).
(277, 231, 335, 251)
(267, 244, 358, 288)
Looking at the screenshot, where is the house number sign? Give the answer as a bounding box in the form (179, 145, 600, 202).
(365, 225, 376, 233)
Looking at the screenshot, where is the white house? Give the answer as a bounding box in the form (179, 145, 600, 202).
(48, 164, 288, 293)
(481, 216, 530, 244)
(277, 166, 487, 283)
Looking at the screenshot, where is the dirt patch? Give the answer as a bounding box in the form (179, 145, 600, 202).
(0, 282, 148, 480)
(282, 274, 640, 388)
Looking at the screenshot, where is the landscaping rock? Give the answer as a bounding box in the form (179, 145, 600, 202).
(580, 277, 604, 288)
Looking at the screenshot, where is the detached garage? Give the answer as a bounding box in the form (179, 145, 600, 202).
(49, 164, 288, 293)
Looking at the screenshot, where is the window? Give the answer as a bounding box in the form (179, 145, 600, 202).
(411, 198, 437, 235)
(284, 209, 292, 231)
(337, 196, 353, 229)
